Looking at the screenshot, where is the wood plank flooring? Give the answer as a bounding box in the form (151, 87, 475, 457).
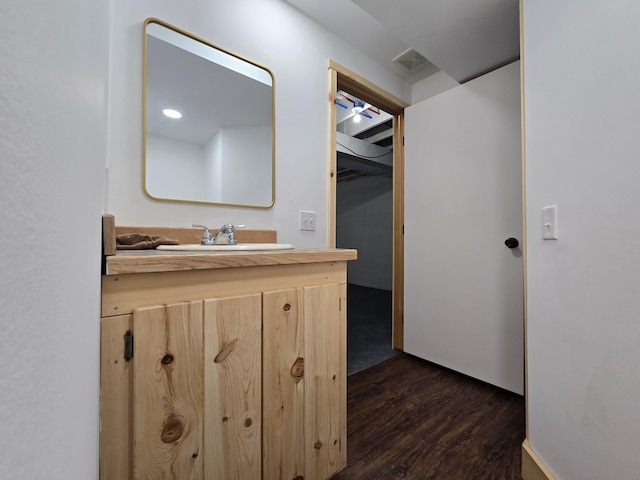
(332, 354, 525, 480)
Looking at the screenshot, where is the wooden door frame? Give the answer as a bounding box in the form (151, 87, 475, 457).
(327, 60, 409, 350)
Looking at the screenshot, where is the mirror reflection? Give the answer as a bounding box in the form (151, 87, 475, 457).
(144, 19, 275, 207)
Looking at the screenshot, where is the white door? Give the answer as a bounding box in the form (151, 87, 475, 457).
(404, 62, 523, 394)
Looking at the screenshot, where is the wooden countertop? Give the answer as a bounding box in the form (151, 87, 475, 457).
(104, 248, 358, 275)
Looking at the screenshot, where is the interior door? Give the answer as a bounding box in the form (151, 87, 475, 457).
(404, 61, 523, 394)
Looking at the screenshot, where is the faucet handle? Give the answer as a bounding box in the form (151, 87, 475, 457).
(192, 224, 215, 245)
(215, 223, 237, 245)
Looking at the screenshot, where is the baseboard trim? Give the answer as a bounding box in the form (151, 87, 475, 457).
(522, 439, 556, 480)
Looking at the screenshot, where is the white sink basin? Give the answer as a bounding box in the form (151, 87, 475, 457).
(156, 243, 295, 252)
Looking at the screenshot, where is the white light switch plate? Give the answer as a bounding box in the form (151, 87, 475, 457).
(542, 205, 558, 240)
(300, 211, 316, 231)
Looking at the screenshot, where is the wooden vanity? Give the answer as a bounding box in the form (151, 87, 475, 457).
(100, 232, 356, 480)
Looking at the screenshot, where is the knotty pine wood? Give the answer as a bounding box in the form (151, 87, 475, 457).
(100, 261, 352, 480)
(204, 294, 262, 480)
(327, 65, 338, 248)
(102, 262, 348, 317)
(103, 214, 116, 256)
(521, 440, 556, 480)
(104, 248, 357, 275)
(303, 284, 346, 479)
(132, 301, 204, 480)
(262, 285, 347, 480)
(262, 288, 306, 479)
(392, 113, 405, 351)
(519, 0, 531, 439)
(338, 283, 347, 474)
(100, 314, 132, 480)
(333, 354, 525, 480)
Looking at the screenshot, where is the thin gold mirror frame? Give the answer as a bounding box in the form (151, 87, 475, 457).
(143, 18, 276, 208)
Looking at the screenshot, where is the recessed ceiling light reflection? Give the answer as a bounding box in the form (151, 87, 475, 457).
(162, 108, 182, 119)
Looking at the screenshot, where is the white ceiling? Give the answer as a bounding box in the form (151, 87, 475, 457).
(283, 0, 519, 84)
(146, 34, 272, 145)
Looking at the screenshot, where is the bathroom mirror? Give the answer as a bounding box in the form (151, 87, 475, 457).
(144, 19, 275, 207)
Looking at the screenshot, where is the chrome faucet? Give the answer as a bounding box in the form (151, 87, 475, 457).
(212, 223, 237, 245)
(192, 223, 238, 245)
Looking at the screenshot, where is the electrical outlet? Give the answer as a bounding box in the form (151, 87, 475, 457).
(300, 211, 316, 231)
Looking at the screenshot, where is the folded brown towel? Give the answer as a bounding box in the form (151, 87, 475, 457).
(116, 233, 180, 250)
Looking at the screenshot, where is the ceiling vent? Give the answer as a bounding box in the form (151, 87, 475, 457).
(392, 48, 429, 72)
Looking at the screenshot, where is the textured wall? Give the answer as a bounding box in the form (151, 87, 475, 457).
(0, 1, 110, 478)
(524, 1, 640, 478)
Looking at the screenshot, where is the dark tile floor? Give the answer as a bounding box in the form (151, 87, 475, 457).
(347, 284, 399, 376)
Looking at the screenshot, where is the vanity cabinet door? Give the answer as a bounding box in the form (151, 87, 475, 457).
(263, 288, 306, 480)
(100, 275, 347, 480)
(100, 314, 133, 480)
(204, 294, 262, 480)
(303, 284, 347, 480)
(132, 301, 205, 480)
(263, 284, 347, 480)
(128, 294, 261, 480)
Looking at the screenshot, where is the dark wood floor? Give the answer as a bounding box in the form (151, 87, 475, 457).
(333, 354, 525, 480)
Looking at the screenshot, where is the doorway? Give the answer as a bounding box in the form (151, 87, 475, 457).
(335, 90, 395, 374)
(327, 61, 409, 361)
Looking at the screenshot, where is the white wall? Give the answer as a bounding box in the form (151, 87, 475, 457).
(411, 70, 459, 104)
(147, 126, 271, 205)
(107, 0, 411, 248)
(204, 130, 223, 202)
(524, 1, 640, 479)
(337, 175, 393, 290)
(0, 1, 110, 479)
(146, 134, 206, 200)
(220, 126, 272, 206)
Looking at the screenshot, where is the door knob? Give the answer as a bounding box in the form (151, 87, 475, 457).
(505, 237, 519, 249)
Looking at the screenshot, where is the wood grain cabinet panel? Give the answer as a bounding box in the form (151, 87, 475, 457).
(303, 284, 347, 480)
(263, 288, 306, 479)
(100, 262, 348, 480)
(100, 314, 133, 480)
(262, 285, 347, 480)
(204, 294, 262, 480)
(133, 301, 205, 480)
